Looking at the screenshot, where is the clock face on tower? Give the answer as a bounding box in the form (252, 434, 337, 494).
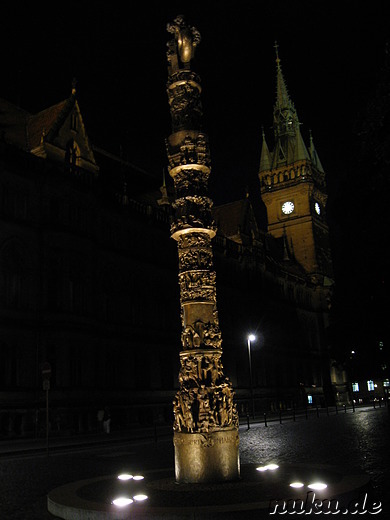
(314, 202, 321, 215)
(281, 201, 295, 215)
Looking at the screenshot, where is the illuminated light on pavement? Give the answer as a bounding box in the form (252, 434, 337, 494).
(112, 497, 133, 507)
(290, 482, 305, 488)
(308, 482, 327, 490)
(133, 494, 148, 501)
(117, 474, 133, 480)
(256, 464, 279, 472)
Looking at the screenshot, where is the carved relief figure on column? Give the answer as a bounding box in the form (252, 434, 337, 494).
(174, 351, 238, 434)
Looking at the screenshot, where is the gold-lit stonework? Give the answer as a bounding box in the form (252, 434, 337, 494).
(258, 47, 333, 281)
(165, 15, 240, 483)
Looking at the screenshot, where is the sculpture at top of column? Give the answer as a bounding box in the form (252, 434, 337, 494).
(166, 15, 201, 72)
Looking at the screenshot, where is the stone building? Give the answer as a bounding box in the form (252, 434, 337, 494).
(0, 52, 338, 438)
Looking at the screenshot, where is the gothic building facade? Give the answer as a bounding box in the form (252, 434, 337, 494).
(0, 52, 341, 439)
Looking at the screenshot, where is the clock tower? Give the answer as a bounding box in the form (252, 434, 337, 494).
(259, 44, 333, 282)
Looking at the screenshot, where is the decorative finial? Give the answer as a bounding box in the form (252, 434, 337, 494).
(71, 78, 77, 96)
(261, 125, 265, 138)
(274, 41, 281, 68)
(121, 181, 129, 206)
(158, 168, 170, 206)
(40, 128, 46, 145)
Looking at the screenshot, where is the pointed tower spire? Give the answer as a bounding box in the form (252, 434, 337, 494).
(309, 130, 324, 172)
(272, 43, 309, 168)
(157, 167, 170, 206)
(258, 45, 332, 279)
(274, 41, 292, 112)
(294, 125, 310, 162)
(259, 126, 271, 172)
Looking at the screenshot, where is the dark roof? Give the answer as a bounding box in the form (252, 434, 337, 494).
(213, 198, 306, 277)
(0, 96, 72, 151)
(212, 199, 248, 238)
(27, 100, 68, 149)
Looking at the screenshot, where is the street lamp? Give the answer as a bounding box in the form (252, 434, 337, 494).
(247, 334, 256, 418)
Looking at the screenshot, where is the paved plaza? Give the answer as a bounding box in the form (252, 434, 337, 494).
(0, 406, 389, 518)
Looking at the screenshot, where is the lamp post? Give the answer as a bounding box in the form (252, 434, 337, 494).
(247, 334, 256, 418)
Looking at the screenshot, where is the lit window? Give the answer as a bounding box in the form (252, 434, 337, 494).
(352, 383, 359, 392)
(367, 380, 375, 391)
(384, 380, 390, 388)
(307, 395, 313, 404)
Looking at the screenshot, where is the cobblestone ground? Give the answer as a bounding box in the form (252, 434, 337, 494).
(0, 407, 389, 519)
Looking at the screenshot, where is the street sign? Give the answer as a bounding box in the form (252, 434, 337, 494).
(41, 362, 52, 380)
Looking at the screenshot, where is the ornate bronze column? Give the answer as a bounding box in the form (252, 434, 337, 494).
(165, 16, 240, 484)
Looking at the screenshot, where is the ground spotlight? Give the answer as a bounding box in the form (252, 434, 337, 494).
(308, 482, 327, 490)
(256, 463, 279, 472)
(112, 497, 133, 507)
(117, 474, 133, 481)
(133, 494, 148, 501)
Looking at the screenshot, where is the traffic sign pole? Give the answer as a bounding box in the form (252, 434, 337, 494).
(46, 384, 49, 456)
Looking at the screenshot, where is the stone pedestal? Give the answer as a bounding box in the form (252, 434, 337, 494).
(174, 429, 240, 483)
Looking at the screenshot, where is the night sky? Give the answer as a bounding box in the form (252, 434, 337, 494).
(1, 1, 389, 361)
(1, 1, 387, 187)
